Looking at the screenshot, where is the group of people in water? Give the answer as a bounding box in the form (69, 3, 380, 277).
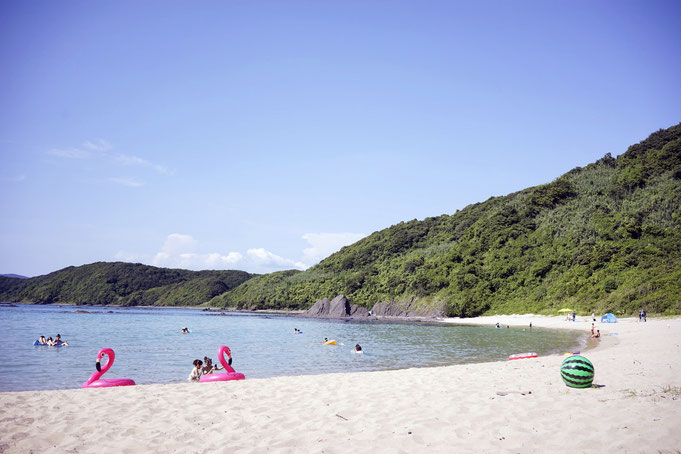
(35, 334, 68, 346)
(188, 354, 229, 381)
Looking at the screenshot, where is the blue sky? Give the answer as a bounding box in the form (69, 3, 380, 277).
(1, 1, 680, 277)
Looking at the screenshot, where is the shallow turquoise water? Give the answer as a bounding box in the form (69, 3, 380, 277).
(0, 305, 584, 391)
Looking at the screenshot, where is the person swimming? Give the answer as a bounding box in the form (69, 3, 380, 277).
(354, 344, 362, 352)
(53, 334, 68, 346)
(36, 336, 47, 345)
(181, 327, 190, 333)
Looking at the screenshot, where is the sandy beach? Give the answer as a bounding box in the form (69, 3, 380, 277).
(1, 315, 680, 453)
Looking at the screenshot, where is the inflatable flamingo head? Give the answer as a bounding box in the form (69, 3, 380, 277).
(218, 345, 235, 372)
(97, 348, 115, 370)
(83, 348, 115, 387)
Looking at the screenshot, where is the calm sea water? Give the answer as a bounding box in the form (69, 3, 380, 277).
(0, 305, 585, 392)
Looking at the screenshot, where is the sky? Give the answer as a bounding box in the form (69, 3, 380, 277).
(1, 1, 680, 277)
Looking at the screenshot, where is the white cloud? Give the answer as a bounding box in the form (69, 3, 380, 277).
(82, 139, 113, 153)
(47, 139, 174, 177)
(148, 234, 244, 270)
(159, 233, 198, 255)
(0, 173, 27, 182)
(47, 148, 90, 159)
(108, 177, 144, 187)
(301, 232, 366, 266)
(114, 153, 173, 175)
(117, 232, 362, 274)
(247, 248, 306, 270)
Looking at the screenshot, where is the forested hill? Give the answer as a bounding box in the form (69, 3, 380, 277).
(0, 262, 254, 306)
(211, 123, 681, 316)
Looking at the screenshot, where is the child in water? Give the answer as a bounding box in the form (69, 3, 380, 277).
(188, 359, 203, 381)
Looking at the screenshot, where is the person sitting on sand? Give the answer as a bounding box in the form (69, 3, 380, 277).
(354, 344, 362, 352)
(202, 356, 223, 375)
(591, 330, 601, 339)
(188, 359, 203, 381)
(181, 327, 190, 334)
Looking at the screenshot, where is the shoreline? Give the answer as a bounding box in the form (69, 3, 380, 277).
(2, 315, 679, 453)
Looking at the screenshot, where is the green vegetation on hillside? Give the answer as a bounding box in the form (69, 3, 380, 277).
(211, 123, 681, 316)
(0, 262, 254, 306)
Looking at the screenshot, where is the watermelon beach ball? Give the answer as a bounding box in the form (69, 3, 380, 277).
(560, 355, 595, 388)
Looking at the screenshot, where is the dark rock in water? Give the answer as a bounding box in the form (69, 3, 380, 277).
(108, 311, 114, 313)
(303, 295, 369, 318)
(74, 310, 91, 314)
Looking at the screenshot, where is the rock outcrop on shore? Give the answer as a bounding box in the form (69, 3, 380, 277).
(302, 294, 444, 319)
(303, 295, 369, 318)
(371, 298, 445, 318)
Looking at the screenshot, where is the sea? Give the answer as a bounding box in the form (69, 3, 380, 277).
(0, 304, 586, 392)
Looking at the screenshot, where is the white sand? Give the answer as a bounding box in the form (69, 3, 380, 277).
(1, 315, 680, 453)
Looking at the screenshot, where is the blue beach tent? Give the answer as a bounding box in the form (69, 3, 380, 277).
(601, 313, 618, 323)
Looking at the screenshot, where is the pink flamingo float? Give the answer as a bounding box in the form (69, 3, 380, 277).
(82, 348, 136, 388)
(200, 345, 246, 382)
